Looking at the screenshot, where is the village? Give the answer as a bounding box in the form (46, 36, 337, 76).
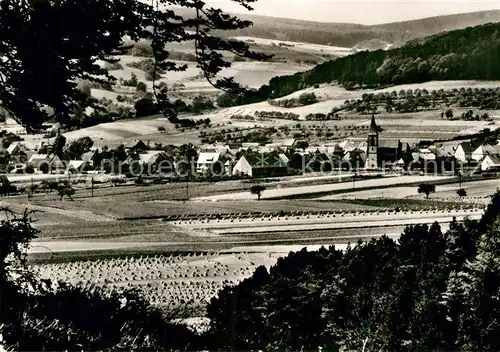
(1, 114, 499, 194)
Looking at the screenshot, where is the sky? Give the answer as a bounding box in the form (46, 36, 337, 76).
(205, 0, 500, 25)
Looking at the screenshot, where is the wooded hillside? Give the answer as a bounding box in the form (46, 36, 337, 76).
(265, 22, 500, 98)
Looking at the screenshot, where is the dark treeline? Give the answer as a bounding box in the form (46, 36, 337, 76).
(205, 193, 500, 351)
(263, 22, 500, 98)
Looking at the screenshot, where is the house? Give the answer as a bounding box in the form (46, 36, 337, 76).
(418, 148, 437, 161)
(393, 158, 406, 171)
(435, 144, 458, 158)
(455, 142, 479, 164)
(5, 142, 31, 165)
(472, 144, 500, 162)
(138, 151, 166, 165)
(196, 152, 221, 174)
(28, 154, 64, 173)
(232, 152, 289, 178)
(342, 149, 366, 169)
(481, 154, 500, 172)
(6, 142, 29, 155)
(66, 160, 89, 174)
(124, 139, 148, 152)
(338, 140, 358, 153)
(378, 139, 403, 163)
(278, 139, 297, 149)
(81, 150, 99, 167)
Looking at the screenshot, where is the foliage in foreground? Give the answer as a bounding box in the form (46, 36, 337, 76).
(3, 193, 500, 351)
(0, 209, 199, 351)
(0, 0, 269, 131)
(206, 193, 500, 351)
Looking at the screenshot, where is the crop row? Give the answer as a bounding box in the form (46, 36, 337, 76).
(32, 252, 275, 310)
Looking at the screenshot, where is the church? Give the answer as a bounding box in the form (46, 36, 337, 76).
(364, 115, 407, 170)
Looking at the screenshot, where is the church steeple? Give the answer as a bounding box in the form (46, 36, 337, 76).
(365, 114, 379, 170)
(369, 114, 378, 134)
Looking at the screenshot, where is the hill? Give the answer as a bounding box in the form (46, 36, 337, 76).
(264, 22, 500, 98)
(219, 10, 500, 49)
(374, 9, 500, 39)
(174, 8, 500, 49)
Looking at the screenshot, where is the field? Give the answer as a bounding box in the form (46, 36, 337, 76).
(319, 178, 500, 202)
(31, 251, 281, 316)
(232, 36, 354, 57)
(194, 175, 455, 200)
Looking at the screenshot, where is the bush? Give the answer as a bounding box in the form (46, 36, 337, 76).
(298, 92, 318, 106)
(122, 73, 138, 87)
(103, 61, 123, 70)
(136, 82, 147, 92)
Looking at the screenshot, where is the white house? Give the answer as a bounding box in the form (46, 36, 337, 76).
(455, 142, 477, 163)
(6, 142, 29, 155)
(472, 145, 500, 162)
(232, 152, 288, 178)
(196, 152, 221, 174)
(65, 160, 88, 174)
(28, 154, 64, 173)
(481, 154, 500, 171)
(138, 151, 165, 165)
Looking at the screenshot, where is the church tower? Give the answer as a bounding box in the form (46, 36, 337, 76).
(365, 114, 379, 169)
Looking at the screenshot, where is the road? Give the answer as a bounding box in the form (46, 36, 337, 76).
(194, 175, 454, 200)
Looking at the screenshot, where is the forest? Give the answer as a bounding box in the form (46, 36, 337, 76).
(264, 23, 500, 98)
(205, 193, 500, 351)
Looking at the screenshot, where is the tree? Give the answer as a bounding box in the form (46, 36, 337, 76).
(134, 97, 157, 118)
(0, 0, 270, 131)
(250, 185, 266, 200)
(298, 92, 318, 106)
(418, 183, 436, 199)
(0, 207, 200, 351)
(66, 136, 94, 159)
(457, 188, 467, 199)
(445, 109, 454, 119)
(136, 81, 147, 92)
(57, 183, 75, 201)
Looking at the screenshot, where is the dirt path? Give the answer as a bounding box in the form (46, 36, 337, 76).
(10, 202, 115, 223)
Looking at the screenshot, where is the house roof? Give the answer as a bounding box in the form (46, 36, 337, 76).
(278, 153, 289, 164)
(6, 142, 28, 154)
(278, 139, 296, 147)
(458, 141, 482, 155)
(338, 140, 358, 152)
(436, 145, 457, 157)
(67, 160, 87, 169)
(485, 154, 500, 165)
(379, 139, 400, 149)
(28, 154, 49, 162)
(125, 139, 147, 148)
(81, 151, 97, 162)
(139, 151, 164, 164)
(475, 144, 500, 155)
(28, 154, 64, 167)
(244, 152, 287, 168)
(197, 152, 221, 164)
